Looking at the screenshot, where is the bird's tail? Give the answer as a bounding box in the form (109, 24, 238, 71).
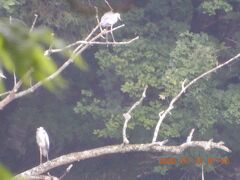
(42, 149, 49, 160)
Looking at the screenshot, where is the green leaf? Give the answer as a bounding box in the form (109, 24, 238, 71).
(0, 165, 12, 180)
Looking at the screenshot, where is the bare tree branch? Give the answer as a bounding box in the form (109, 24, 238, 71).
(104, 0, 113, 11)
(0, 22, 137, 109)
(14, 25, 129, 99)
(21, 175, 59, 180)
(202, 164, 204, 180)
(122, 85, 148, 144)
(44, 36, 139, 55)
(30, 14, 38, 32)
(59, 164, 73, 180)
(0, 70, 32, 109)
(14, 140, 230, 179)
(152, 52, 240, 143)
(0, 91, 11, 97)
(186, 128, 195, 143)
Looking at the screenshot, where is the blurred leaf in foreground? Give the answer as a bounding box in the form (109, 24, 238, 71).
(0, 164, 12, 180)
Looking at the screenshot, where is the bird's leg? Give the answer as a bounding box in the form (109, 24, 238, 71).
(104, 27, 109, 47)
(39, 149, 42, 164)
(110, 25, 115, 42)
(46, 153, 49, 161)
(106, 32, 109, 46)
(99, 25, 105, 39)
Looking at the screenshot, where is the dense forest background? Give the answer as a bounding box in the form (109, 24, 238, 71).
(0, 0, 240, 179)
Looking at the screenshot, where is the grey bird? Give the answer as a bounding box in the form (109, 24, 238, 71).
(100, 11, 121, 42)
(36, 127, 50, 164)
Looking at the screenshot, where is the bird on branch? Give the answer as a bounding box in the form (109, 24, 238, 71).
(100, 11, 121, 42)
(36, 127, 50, 164)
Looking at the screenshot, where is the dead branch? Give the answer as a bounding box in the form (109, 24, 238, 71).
(20, 175, 59, 180)
(0, 22, 138, 109)
(44, 36, 139, 55)
(14, 25, 130, 98)
(152, 52, 240, 143)
(122, 85, 148, 144)
(14, 139, 230, 179)
(0, 70, 32, 109)
(105, 0, 113, 11)
(29, 14, 38, 32)
(186, 128, 195, 143)
(59, 164, 73, 180)
(202, 164, 204, 180)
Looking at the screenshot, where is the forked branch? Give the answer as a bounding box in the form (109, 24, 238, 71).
(152, 52, 240, 142)
(0, 22, 138, 110)
(122, 85, 148, 144)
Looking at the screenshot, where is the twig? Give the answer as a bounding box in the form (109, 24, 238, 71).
(94, 6, 100, 26)
(186, 128, 195, 143)
(0, 91, 11, 97)
(152, 52, 240, 142)
(0, 70, 32, 109)
(95, 6, 105, 39)
(122, 85, 148, 144)
(59, 164, 73, 180)
(151, 139, 168, 146)
(44, 33, 54, 56)
(105, 0, 113, 11)
(30, 14, 38, 32)
(44, 36, 139, 55)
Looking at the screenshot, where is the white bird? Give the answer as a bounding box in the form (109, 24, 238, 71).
(100, 11, 121, 42)
(36, 127, 50, 164)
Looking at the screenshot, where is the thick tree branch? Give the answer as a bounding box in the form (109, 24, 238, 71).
(15, 140, 230, 179)
(152, 52, 240, 142)
(21, 175, 59, 180)
(122, 85, 148, 144)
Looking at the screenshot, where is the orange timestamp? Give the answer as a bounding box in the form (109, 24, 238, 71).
(159, 157, 230, 166)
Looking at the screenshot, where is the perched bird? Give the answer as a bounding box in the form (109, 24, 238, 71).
(100, 11, 121, 42)
(36, 127, 50, 164)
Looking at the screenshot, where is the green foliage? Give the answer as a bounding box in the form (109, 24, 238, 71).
(222, 85, 240, 124)
(0, 165, 12, 180)
(0, 20, 63, 90)
(0, 0, 26, 14)
(200, 0, 233, 15)
(74, 89, 124, 139)
(89, 30, 220, 141)
(163, 31, 219, 95)
(15, 0, 95, 41)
